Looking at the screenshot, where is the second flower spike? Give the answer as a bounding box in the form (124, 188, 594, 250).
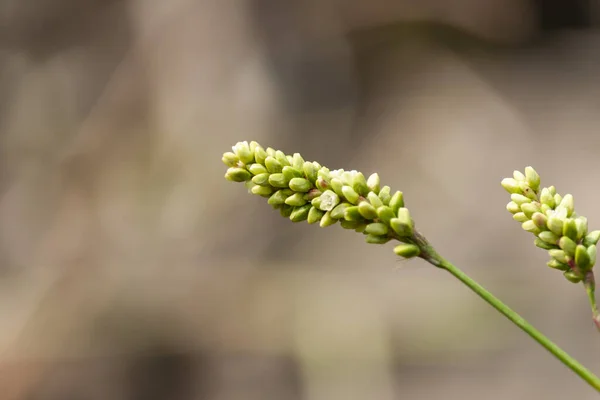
(502, 167, 599, 283)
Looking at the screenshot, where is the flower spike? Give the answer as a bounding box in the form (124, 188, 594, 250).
(223, 141, 420, 259)
(502, 167, 600, 327)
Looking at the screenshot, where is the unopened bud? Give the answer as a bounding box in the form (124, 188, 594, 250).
(289, 178, 311, 192)
(225, 167, 252, 182)
(366, 173, 380, 193)
(524, 166, 540, 191)
(394, 244, 420, 258)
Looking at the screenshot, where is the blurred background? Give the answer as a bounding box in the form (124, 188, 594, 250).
(2, 0, 600, 399)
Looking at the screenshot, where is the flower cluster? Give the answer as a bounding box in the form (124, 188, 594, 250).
(502, 167, 600, 283)
(223, 141, 420, 258)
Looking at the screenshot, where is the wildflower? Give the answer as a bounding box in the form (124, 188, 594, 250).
(502, 167, 599, 283)
(224, 141, 419, 258)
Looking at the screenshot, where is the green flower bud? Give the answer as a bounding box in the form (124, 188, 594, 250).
(377, 206, 396, 225)
(549, 249, 569, 264)
(265, 156, 283, 173)
(319, 190, 340, 211)
(535, 237, 557, 250)
(547, 259, 570, 271)
(352, 172, 370, 197)
(519, 182, 538, 200)
(265, 147, 276, 157)
(378, 186, 392, 205)
(274, 150, 290, 167)
(276, 204, 291, 217)
(285, 193, 307, 206)
(354, 225, 367, 233)
(367, 192, 383, 208)
(319, 211, 337, 227)
(584, 231, 600, 247)
(311, 196, 322, 209)
(575, 244, 591, 270)
(317, 167, 330, 180)
(520, 202, 540, 218)
(315, 176, 330, 190)
(340, 220, 364, 230)
(559, 194, 574, 217)
(249, 141, 259, 154)
(289, 178, 311, 192)
(341, 186, 360, 204)
(225, 167, 252, 182)
(562, 218, 578, 241)
(307, 206, 325, 224)
(546, 216, 564, 236)
(511, 193, 532, 205)
(547, 186, 557, 195)
(331, 203, 351, 220)
(365, 234, 391, 244)
(282, 166, 303, 181)
(268, 189, 291, 206)
(303, 162, 319, 183)
(395, 208, 414, 234)
(501, 178, 521, 194)
(524, 166, 540, 191)
(251, 185, 273, 197)
(390, 218, 412, 237)
(305, 189, 321, 201)
(291, 153, 305, 170)
(344, 206, 362, 221)
(522, 220, 540, 235)
(541, 204, 552, 215)
(254, 146, 267, 165)
(340, 171, 354, 186)
(389, 191, 404, 214)
(365, 222, 389, 236)
(367, 173, 380, 193)
(553, 194, 563, 208)
(394, 244, 420, 258)
(222, 152, 240, 167)
(575, 217, 588, 241)
(513, 213, 528, 223)
(539, 231, 559, 245)
(531, 212, 548, 229)
(268, 173, 289, 188)
(248, 164, 267, 175)
(330, 178, 345, 198)
(558, 236, 577, 256)
(252, 173, 270, 186)
(513, 170, 526, 181)
(539, 188, 555, 208)
(358, 201, 378, 219)
(506, 201, 520, 214)
(290, 204, 311, 222)
(564, 270, 584, 284)
(588, 244, 597, 266)
(233, 141, 254, 164)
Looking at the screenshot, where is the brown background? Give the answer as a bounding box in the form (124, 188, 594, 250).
(1, 1, 600, 399)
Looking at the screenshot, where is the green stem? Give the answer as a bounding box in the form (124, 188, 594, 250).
(416, 238, 600, 392)
(583, 273, 600, 332)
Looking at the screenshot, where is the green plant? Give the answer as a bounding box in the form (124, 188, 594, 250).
(223, 140, 600, 392)
(501, 169, 600, 327)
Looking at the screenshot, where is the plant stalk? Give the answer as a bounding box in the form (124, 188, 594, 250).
(583, 272, 600, 332)
(421, 245, 600, 391)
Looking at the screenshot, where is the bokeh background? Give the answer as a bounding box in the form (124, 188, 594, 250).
(2, 1, 600, 399)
